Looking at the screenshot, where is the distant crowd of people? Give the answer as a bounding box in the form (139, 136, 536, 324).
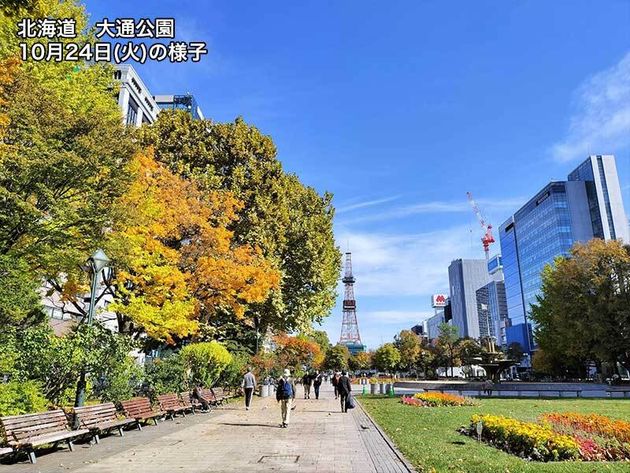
(240, 368, 354, 427)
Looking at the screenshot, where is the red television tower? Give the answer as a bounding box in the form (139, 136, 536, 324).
(339, 252, 364, 354)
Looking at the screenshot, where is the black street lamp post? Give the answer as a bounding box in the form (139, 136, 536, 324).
(74, 249, 111, 408)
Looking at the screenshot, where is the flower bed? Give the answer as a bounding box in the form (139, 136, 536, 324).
(401, 392, 475, 407)
(463, 414, 580, 461)
(540, 413, 630, 461)
(461, 413, 630, 462)
(540, 412, 630, 444)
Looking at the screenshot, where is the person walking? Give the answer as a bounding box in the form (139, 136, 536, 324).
(332, 371, 340, 399)
(302, 372, 313, 399)
(338, 371, 352, 413)
(276, 369, 296, 428)
(313, 371, 323, 400)
(242, 367, 256, 410)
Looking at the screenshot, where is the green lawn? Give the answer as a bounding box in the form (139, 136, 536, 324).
(359, 395, 630, 473)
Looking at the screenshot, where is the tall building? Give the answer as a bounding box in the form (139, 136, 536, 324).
(113, 65, 160, 126)
(154, 94, 204, 119)
(500, 155, 629, 353)
(568, 155, 630, 243)
(476, 280, 508, 346)
(448, 259, 491, 339)
(426, 311, 445, 342)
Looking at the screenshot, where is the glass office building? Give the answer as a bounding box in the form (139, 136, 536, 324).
(499, 155, 629, 354)
(448, 259, 491, 339)
(476, 280, 508, 346)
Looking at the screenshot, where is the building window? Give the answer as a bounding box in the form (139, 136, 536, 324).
(126, 97, 139, 125)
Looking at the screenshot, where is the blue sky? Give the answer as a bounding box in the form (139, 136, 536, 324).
(85, 0, 630, 349)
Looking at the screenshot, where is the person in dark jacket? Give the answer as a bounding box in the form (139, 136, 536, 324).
(331, 372, 340, 399)
(313, 371, 323, 400)
(337, 371, 352, 413)
(302, 372, 313, 399)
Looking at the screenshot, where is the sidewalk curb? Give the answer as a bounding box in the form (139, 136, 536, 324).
(355, 397, 418, 473)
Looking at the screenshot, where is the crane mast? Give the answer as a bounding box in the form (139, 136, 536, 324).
(466, 192, 495, 261)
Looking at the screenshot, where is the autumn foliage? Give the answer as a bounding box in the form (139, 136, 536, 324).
(108, 149, 280, 343)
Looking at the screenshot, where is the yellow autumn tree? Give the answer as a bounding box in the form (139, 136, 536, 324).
(108, 148, 280, 343)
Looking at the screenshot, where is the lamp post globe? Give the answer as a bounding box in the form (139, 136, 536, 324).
(90, 249, 110, 273)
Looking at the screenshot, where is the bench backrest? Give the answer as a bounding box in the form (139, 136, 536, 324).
(73, 403, 118, 429)
(179, 392, 193, 408)
(157, 393, 181, 410)
(0, 410, 70, 442)
(197, 388, 215, 402)
(213, 387, 226, 398)
(120, 397, 154, 417)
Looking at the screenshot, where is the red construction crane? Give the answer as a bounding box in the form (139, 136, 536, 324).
(466, 192, 495, 261)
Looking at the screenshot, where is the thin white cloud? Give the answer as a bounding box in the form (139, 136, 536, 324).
(361, 310, 434, 325)
(337, 225, 483, 297)
(336, 195, 401, 214)
(552, 51, 630, 162)
(338, 197, 525, 225)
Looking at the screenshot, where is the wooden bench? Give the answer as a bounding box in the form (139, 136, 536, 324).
(179, 392, 201, 413)
(72, 402, 135, 443)
(212, 387, 233, 405)
(157, 393, 188, 419)
(119, 397, 165, 429)
(0, 410, 89, 464)
(194, 388, 217, 407)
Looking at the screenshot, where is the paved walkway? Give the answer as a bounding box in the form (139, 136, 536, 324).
(0, 384, 414, 473)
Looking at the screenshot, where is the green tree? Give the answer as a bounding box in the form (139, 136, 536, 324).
(373, 343, 401, 374)
(505, 342, 525, 363)
(530, 239, 630, 374)
(141, 112, 341, 339)
(394, 330, 421, 372)
(0, 254, 45, 328)
(437, 323, 459, 377)
(324, 344, 350, 371)
(348, 351, 372, 371)
(305, 330, 331, 352)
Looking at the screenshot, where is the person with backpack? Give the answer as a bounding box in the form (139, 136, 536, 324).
(313, 371, 323, 400)
(338, 371, 352, 413)
(276, 369, 296, 428)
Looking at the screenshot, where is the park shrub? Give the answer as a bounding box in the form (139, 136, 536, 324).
(465, 414, 580, 461)
(0, 380, 48, 416)
(216, 352, 249, 388)
(92, 355, 144, 404)
(411, 392, 475, 407)
(180, 341, 232, 388)
(144, 353, 188, 396)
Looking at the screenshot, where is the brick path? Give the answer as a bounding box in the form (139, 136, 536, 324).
(0, 384, 414, 473)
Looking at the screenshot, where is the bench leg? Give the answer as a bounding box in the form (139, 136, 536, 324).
(67, 440, 75, 452)
(93, 434, 100, 444)
(137, 422, 143, 431)
(182, 411, 186, 418)
(118, 427, 124, 437)
(28, 450, 37, 464)
(154, 418, 159, 426)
